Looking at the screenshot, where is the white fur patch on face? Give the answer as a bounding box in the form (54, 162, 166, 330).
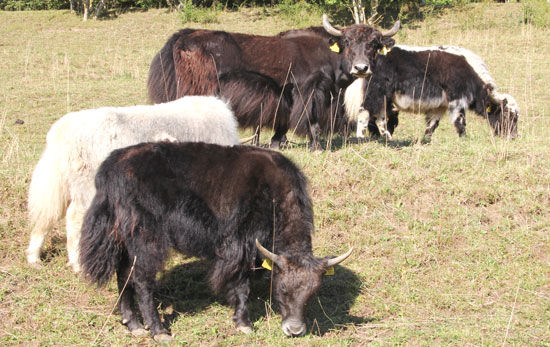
(344, 78, 366, 120)
(501, 94, 520, 115)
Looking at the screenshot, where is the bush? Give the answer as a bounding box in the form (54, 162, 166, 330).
(179, 0, 219, 24)
(0, 0, 69, 10)
(522, 0, 550, 28)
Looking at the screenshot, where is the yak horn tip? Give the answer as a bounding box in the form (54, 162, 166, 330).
(326, 246, 354, 267)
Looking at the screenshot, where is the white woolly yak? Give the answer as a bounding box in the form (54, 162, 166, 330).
(345, 45, 520, 137)
(26, 96, 240, 272)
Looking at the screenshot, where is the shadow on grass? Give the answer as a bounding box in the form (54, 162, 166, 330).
(40, 234, 66, 263)
(154, 259, 367, 336)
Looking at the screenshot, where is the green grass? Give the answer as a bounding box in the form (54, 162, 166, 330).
(1, 3, 549, 345)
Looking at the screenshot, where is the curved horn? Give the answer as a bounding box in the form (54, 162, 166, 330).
(255, 239, 282, 267)
(382, 20, 401, 37)
(322, 14, 343, 37)
(326, 247, 354, 267)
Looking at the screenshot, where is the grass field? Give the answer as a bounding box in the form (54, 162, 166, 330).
(1, 3, 549, 345)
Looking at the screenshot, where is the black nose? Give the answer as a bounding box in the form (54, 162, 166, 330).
(354, 64, 368, 73)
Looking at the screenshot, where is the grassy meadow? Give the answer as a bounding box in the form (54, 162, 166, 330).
(1, 3, 549, 345)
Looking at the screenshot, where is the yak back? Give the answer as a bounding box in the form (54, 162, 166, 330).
(95, 142, 314, 262)
(148, 28, 343, 104)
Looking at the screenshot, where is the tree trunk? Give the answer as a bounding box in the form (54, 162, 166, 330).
(83, 0, 91, 21)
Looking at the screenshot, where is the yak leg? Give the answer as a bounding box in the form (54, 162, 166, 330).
(26, 223, 51, 266)
(270, 108, 289, 149)
(270, 133, 288, 149)
(386, 106, 399, 135)
(308, 123, 321, 151)
(133, 269, 171, 342)
(449, 101, 467, 136)
(66, 201, 85, 272)
(225, 277, 253, 333)
(356, 109, 370, 138)
(117, 255, 146, 336)
(270, 124, 289, 149)
(424, 109, 445, 139)
(375, 114, 392, 139)
(367, 117, 380, 137)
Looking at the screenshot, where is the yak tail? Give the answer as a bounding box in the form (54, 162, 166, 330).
(27, 142, 70, 240)
(147, 35, 178, 104)
(79, 191, 122, 287)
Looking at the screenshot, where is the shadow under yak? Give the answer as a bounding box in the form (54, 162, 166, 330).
(154, 258, 367, 336)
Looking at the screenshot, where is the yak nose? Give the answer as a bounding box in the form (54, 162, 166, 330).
(282, 320, 306, 337)
(351, 64, 372, 77)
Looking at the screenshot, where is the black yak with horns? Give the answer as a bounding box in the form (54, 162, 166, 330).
(79, 142, 353, 342)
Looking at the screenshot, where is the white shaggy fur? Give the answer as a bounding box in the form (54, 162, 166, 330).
(26, 96, 240, 272)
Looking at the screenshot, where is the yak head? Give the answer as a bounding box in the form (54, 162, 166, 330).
(486, 95, 519, 139)
(322, 14, 400, 78)
(255, 239, 353, 337)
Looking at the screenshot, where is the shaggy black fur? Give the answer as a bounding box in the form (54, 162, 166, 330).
(361, 47, 518, 138)
(79, 142, 336, 339)
(218, 71, 294, 148)
(147, 22, 396, 149)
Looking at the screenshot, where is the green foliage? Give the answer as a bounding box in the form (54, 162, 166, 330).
(274, 0, 322, 26)
(521, 0, 550, 28)
(179, 0, 220, 24)
(0, 0, 69, 10)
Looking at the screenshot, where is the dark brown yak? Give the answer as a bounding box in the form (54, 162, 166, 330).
(79, 142, 353, 342)
(147, 15, 400, 149)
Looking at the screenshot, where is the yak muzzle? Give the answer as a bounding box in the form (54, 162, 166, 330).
(351, 63, 372, 78)
(282, 318, 306, 337)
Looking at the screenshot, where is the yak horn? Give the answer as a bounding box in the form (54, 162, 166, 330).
(326, 247, 354, 267)
(382, 20, 401, 37)
(256, 239, 281, 266)
(322, 14, 343, 37)
(239, 134, 257, 144)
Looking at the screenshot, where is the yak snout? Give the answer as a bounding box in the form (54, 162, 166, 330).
(282, 318, 307, 337)
(351, 63, 372, 77)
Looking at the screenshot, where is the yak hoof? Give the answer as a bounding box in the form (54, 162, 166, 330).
(237, 325, 253, 334)
(67, 261, 81, 273)
(29, 261, 43, 270)
(131, 328, 148, 337)
(153, 333, 173, 343)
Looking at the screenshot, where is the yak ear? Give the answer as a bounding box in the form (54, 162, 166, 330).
(328, 38, 342, 54)
(380, 37, 396, 50)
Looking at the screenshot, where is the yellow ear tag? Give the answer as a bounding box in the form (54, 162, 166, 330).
(329, 42, 340, 53)
(262, 259, 273, 271)
(380, 45, 391, 56)
(487, 105, 492, 113)
(324, 266, 335, 276)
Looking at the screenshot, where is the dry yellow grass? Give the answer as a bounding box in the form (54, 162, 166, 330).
(1, 4, 549, 345)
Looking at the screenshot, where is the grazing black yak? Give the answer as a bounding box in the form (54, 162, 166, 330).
(79, 142, 353, 342)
